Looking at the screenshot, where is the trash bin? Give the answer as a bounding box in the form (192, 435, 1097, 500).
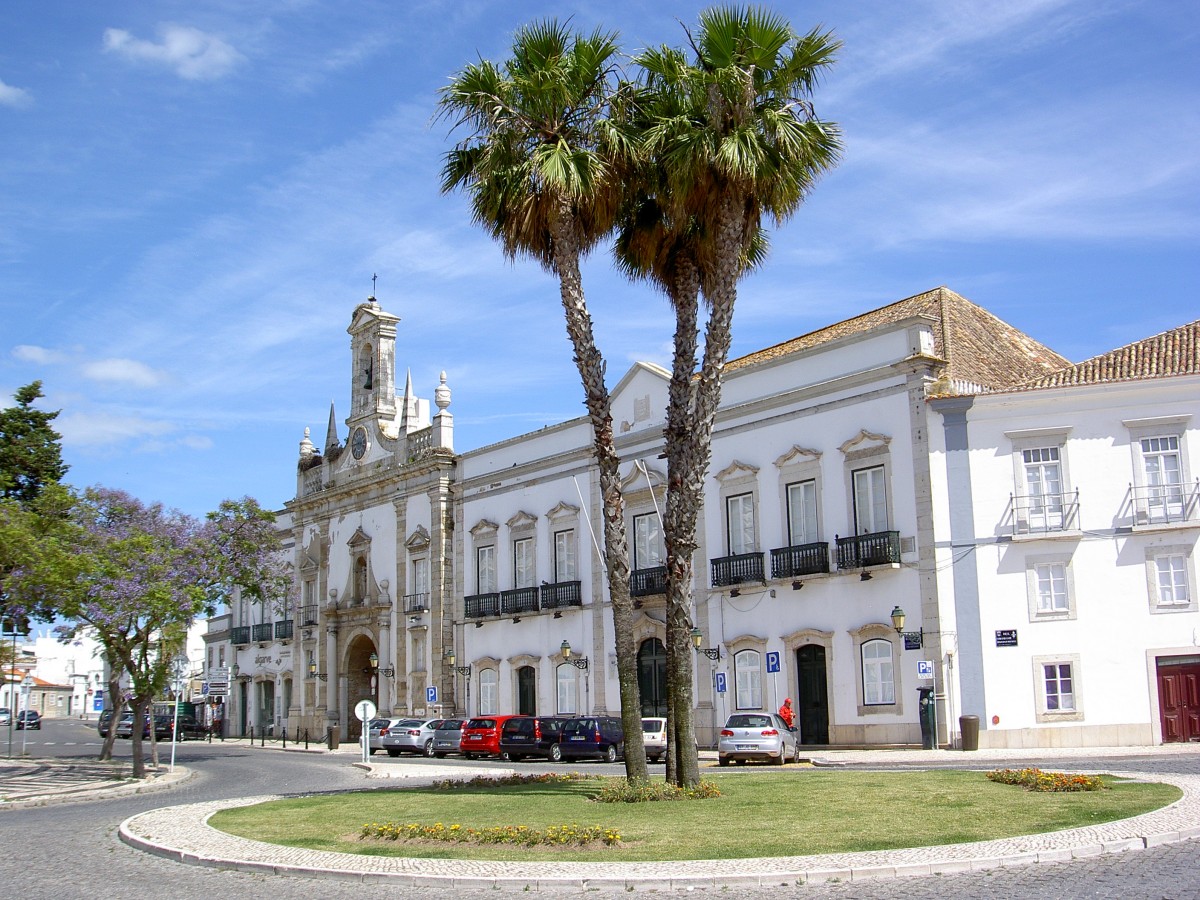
(960, 714, 979, 752)
(326, 726, 339, 751)
(917, 687, 936, 750)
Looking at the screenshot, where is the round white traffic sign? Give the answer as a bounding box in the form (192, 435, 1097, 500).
(355, 699, 377, 722)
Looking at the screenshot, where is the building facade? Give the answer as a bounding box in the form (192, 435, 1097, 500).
(215, 288, 1199, 749)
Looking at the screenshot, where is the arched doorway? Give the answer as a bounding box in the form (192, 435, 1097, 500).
(517, 666, 536, 715)
(345, 635, 379, 740)
(638, 638, 667, 717)
(795, 644, 829, 744)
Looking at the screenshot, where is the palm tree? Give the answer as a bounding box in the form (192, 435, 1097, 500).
(438, 21, 648, 779)
(622, 7, 842, 787)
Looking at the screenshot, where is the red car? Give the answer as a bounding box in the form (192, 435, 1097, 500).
(459, 715, 518, 759)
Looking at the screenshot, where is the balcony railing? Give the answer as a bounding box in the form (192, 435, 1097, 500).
(300, 604, 319, 626)
(501, 587, 540, 615)
(540, 581, 582, 609)
(464, 592, 501, 619)
(1128, 481, 1200, 526)
(711, 552, 766, 587)
(836, 531, 901, 570)
(404, 592, 430, 613)
(274, 619, 293, 641)
(770, 542, 831, 579)
(252, 623, 274, 643)
(231, 626, 251, 645)
(1009, 490, 1080, 535)
(630, 565, 667, 597)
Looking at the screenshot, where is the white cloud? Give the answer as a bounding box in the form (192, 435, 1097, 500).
(0, 78, 32, 109)
(55, 411, 175, 448)
(80, 358, 169, 388)
(12, 345, 67, 364)
(103, 24, 245, 81)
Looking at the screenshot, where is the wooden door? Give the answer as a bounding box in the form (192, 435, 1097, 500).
(1157, 660, 1200, 742)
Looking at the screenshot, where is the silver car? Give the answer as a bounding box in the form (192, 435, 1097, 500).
(717, 712, 799, 766)
(380, 718, 438, 757)
(430, 718, 465, 758)
(361, 717, 402, 755)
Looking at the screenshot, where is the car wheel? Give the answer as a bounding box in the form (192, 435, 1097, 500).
(500, 751, 512, 761)
(772, 751, 784, 766)
(549, 744, 562, 763)
(464, 753, 475, 760)
(434, 752, 446, 759)
(603, 744, 618, 764)
(793, 744, 802, 764)
(718, 755, 729, 767)
(386, 748, 400, 758)
(424, 739, 435, 758)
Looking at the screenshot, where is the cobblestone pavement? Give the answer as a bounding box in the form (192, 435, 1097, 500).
(5, 722, 1200, 898)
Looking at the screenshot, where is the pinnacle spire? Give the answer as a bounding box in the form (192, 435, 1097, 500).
(324, 402, 340, 454)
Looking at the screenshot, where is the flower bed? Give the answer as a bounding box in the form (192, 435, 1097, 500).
(986, 767, 1104, 792)
(360, 821, 620, 846)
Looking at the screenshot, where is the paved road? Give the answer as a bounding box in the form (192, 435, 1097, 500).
(4, 718, 1200, 898)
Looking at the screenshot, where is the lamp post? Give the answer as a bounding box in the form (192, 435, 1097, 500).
(560, 641, 590, 714)
(890, 606, 924, 649)
(445, 649, 471, 716)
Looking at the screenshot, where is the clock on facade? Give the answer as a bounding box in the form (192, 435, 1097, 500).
(351, 426, 368, 459)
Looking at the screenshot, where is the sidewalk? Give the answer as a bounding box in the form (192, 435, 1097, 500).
(0, 758, 191, 810)
(116, 743, 1200, 892)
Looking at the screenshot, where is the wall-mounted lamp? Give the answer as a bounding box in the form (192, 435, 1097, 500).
(860, 570, 873, 582)
(791, 580, 803, 591)
(730, 588, 741, 598)
(690, 627, 721, 661)
(474, 621, 483, 628)
(363, 651, 379, 675)
(380, 665, 395, 678)
(445, 648, 471, 677)
(553, 611, 562, 619)
(560, 640, 589, 670)
(512, 616, 521, 624)
(890, 605, 923, 649)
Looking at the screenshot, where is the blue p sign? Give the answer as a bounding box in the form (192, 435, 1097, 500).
(766, 651, 780, 673)
(715, 672, 727, 694)
(426, 686, 437, 704)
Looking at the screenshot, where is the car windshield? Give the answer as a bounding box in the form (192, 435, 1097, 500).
(438, 720, 463, 730)
(727, 715, 772, 729)
(642, 719, 664, 732)
(467, 719, 494, 729)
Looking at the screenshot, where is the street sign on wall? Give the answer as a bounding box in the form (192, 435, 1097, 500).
(715, 672, 727, 694)
(427, 686, 438, 705)
(766, 651, 780, 673)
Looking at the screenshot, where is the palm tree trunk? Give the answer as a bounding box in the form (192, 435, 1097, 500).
(550, 199, 647, 780)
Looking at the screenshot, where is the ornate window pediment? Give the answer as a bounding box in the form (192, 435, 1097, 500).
(839, 430, 892, 457)
(347, 526, 372, 550)
(546, 501, 580, 522)
(469, 519, 499, 539)
(405, 525, 431, 552)
(622, 463, 666, 492)
(714, 460, 759, 484)
(506, 510, 538, 532)
(774, 446, 822, 469)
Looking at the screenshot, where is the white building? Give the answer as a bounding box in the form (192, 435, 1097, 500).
(219, 286, 1198, 749)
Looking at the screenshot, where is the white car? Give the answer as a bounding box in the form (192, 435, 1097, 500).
(641, 717, 667, 762)
(717, 712, 799, 766)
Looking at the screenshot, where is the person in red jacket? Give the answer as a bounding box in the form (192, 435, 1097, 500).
(778, 698, 796, 728)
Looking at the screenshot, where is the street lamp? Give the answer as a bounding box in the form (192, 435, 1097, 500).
(690, 627, 721, 661)
(445, 649, 471, 716)
(890, 605, 924, 649)
(559, 640, 588, 670)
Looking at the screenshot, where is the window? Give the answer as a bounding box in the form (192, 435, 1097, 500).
(476, 546, 496, 594)
(633, 512, 663, 569)
(478, 669, 498, 715)
(218, 647, 225, 668)
(861, 639, 895, 705)
(786, 479, 818, 546)
(1023, 447, 1064, 529)
(1156, 554, 1189, 606)
(852, 466, 888, 534)
(734, 650, 762, 709)
(1043, 663, 1075, 711)
(1143, 436, 1184, 515)
(556, 663, 577, 714)
(554, 529, 576, 582)
(727, 493, 756, 555)
(513, 537, 534, 588)
(411, 557, 429, 595)
(1035, 563, 1068, 613)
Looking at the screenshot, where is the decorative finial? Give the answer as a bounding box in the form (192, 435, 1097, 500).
(299, 426, 315, 459)
(435, 370, 451, 410)
(369, 273, 378, 303)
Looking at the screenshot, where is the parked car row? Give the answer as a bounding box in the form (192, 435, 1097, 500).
(112, 711, 207, 741)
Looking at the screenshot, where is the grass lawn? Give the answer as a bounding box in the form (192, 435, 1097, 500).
(209, 770, 1179, 863)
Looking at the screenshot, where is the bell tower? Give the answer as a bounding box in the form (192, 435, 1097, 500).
(347, 297, 399, 436)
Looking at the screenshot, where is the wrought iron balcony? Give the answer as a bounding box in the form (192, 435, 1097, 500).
(300, 604, 319, 626)
(501, 587, 539, 615)
(464, 592, 500, 619)
(835, 531, 901, 570)
(630, 565, 667, 597)
(274, 619, 293, 641)
(711, 552, 766, 587)
(252, 623, 274, 643)
(404, 592, 430, 613)
(770, 542, 831, 579)
(231, 625, 251, 645)
(1009, 490, 1080, 536)
(540, 581, 582, 609)
(1128, 481, 1199, 526)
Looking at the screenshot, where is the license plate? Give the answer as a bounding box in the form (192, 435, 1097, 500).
(469, 735, 482, 740)
(736, 744, 755, 750)
(571, 736, 586, 741)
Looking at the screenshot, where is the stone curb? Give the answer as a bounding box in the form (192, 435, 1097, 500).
(118, 769, 1200, 892)
(0, 765, 193, 812)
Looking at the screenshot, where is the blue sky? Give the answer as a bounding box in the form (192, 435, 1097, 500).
(2, 1, 1197, 519)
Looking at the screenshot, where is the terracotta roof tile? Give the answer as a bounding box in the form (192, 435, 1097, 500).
(726, 286, 1070, 391)
(1014, 320, 1200, 390)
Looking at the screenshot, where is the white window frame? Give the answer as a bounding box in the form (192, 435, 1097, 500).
(1146, 546, 1195, 613)
(861, 639, 895, 706)
(1007, 428, 1073, 534)
(734, 649, 763, 710)
(411, 556, 429, 596)
(476, 545, 496, 594)
(633, 511, 664, 570)
(554, 529, 576, 582)
(1024, 555, 1076, 621)
(727, 492, 757, 555)
(852, 465, 889, 535)
(513, 537, 535, 589)
(478, 668, 498, 715)
(1032, 653, 1083, 722)
(556, 663, 577, 714)
(786, 479, 819, 546)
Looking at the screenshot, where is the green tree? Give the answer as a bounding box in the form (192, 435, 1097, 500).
(439, 20, 647, 778)
(0, 381, 68, 507)
(620, 8, 841, 786)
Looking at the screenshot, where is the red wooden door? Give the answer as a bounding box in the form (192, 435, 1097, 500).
(1157, 661, 1200, 742)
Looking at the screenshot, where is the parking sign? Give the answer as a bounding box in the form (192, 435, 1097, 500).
(427, 685, 437, 704)
(917, 660, 934, 680)
(715, 672, 727, 693)
(766, 651, 780, 673)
